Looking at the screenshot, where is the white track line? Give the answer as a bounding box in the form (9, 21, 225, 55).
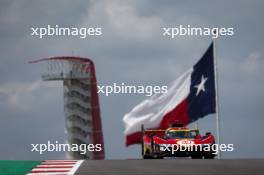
(27, 160, 84, 175)
(68, 160, 84, 175)
(27, 173, 68, 175)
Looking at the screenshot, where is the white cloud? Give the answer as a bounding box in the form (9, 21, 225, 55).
(241, 51, 263, 73)
(0, 80, 61, 112)
(80, 0, 163, 41)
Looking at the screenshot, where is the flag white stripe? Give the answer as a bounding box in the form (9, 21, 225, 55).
(123, 68, 193, 135)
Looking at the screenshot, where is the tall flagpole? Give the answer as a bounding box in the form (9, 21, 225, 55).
(213, 38, 221, 159)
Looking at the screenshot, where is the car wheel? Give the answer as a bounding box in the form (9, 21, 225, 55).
(143, 154, 154, 159)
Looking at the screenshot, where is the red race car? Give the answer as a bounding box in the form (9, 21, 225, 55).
(141, 123, 216, 159)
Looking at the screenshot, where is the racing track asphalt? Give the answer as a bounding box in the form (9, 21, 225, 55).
(75, 159, 264, 175)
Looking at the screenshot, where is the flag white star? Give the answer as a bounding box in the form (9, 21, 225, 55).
(194, 75, 208, 96)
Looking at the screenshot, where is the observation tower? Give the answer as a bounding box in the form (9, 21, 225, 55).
(30, 56, 105, 159)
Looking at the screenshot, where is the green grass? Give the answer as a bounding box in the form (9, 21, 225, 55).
(0, 160, 41, 175)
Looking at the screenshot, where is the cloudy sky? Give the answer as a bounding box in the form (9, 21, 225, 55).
(0, 0, 264, 160)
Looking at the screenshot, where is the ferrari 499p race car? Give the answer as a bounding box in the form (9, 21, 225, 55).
(141, 124, 216, 159)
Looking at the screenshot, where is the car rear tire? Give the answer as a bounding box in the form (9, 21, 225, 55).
(143, 155, 153, 159)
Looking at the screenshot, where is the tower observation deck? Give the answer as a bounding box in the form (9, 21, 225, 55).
(30, 56, 105, 160)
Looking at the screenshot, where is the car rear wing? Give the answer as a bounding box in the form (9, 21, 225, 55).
(141, 125, 165, 137)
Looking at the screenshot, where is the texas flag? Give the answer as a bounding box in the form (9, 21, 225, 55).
(123, 43, 216, 146)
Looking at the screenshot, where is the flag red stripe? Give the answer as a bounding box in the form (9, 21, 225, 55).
(158, 98, 189, 128)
